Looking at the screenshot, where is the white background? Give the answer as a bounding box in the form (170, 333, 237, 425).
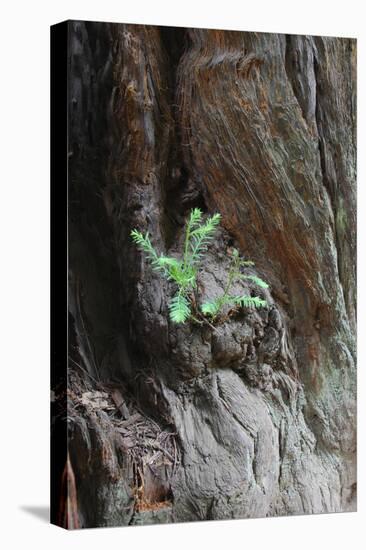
(0, 0, 364, 548)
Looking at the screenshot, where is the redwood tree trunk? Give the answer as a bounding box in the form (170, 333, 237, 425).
(65, 21, 356, 527)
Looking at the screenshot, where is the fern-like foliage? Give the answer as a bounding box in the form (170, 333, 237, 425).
(201, 300, 221, 317)
(201, 293, 266, 317)
(239, 274, 269, 288)
(232, 295, 267, 308)
(201, 247, 269, 320)
(130, 230, 160, 268)
(169, 293, 191, 324)
(187, 212, 221, 267)
(132, 213, 269, 325)
(131, 208, 221, 324)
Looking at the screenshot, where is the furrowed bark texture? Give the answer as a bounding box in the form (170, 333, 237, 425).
(66, 22, 356, 527)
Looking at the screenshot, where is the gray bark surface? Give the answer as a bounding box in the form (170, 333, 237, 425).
(65, 21, 356, 527)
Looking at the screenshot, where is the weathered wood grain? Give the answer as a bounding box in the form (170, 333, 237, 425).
(66, 21, 356, 527)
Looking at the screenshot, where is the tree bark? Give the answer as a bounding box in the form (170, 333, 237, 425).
(65, 21, 356, 527)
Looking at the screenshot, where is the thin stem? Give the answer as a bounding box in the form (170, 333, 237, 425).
(194, 311, 221, 333)
(223, 256, 236, 299)
(183, 217, 192, 272)
(190, 314, 204, 325)
(215, 254, 238, 314)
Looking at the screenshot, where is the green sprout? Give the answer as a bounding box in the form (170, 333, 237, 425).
(201, 248, 268, 321)
(131, 209, 268, 324)
(131, 208, 221, 323)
